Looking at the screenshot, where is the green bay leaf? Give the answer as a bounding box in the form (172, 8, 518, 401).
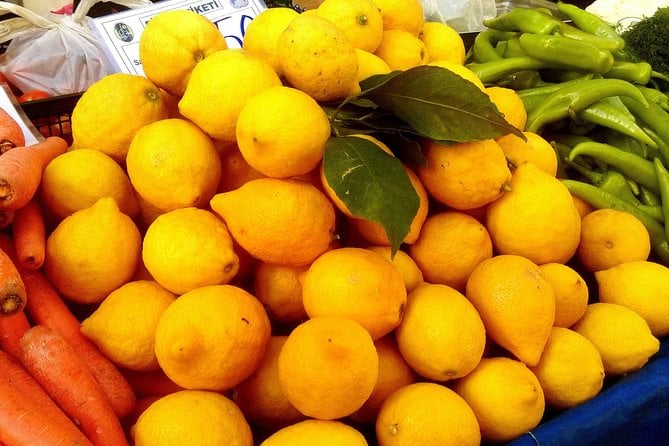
(323, 135, 420, 254)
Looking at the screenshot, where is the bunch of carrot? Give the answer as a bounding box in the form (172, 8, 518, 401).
(0, 136, 136, 446)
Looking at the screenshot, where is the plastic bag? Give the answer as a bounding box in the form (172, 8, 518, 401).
(0, 0, 152, 96)
(420, 0, 497, 32)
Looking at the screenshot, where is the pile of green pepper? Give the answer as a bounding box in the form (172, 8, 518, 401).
(466, 2, 669, 265)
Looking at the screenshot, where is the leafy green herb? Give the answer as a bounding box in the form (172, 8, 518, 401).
(621, 7, 669, 88)
(323, 136, 420, 254)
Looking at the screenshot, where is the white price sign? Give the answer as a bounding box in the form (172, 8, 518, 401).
(89, 0, 268, 76)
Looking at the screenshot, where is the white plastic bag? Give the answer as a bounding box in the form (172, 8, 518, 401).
(420, 0, 497, 32)
(0, 0, 152, 96)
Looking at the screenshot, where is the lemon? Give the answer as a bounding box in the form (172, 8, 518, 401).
(572, 302, 660, 375)
(277, 13, 359, 103)
(367, 246, 424, 292)
(179, 49, 282, 142)
(142, 207, 239, 295)
(139, 9, 228, 97)
(236, 85, 331, 178)
(155, 284, 271, 391)
(131, 390, 253, 446)
(496, 131, 559, 176)
(315, 0, 384, 53)
(538, 262, 589, 328)
(354, 48, 392, 83)
(242, 7, 299, 77)
(428, 60, 486, 90)
(374, 29, 429, 71)
(595, 260, 669, 337)
(70, 73, 169, 163)
(373, 0, 425, 36)
(44, 197, 142, 304)
(253, 262, 308, 323)
(80, 280, 177, 371)
(40, 148, 139, 221)
(126, 118, 222, 216)
(261, 419, 368, 446)
(419, 21, 466, 65)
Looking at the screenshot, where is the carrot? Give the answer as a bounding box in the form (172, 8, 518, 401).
(0, 309, 30, 360)
(0, 349, 92, 445)
(20, 325, 130, 446)
(0, 136, 68, 211)
(121, 367, 185, 397)
(0, 209, 14, 229)
(0, 106, 25, 153)
(12, 196, 46, 270)
(0, 245, 26, 317)
(20, 268, 136, 418)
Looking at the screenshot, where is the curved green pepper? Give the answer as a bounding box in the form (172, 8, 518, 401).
(517, 73, 594, 113)
(603, 61, 653, 84)
(525, 78, 649, 133)
(518, 33, 614, 74)
(483, 7, 562, 35)
(556, 21, 624, 52)
(467, 56, 550, 85)
(556, 1, 626, 49)
(621, 93, 669, 164)
(471, 30, 517, 63)
(575, 99, 658, 148)
(502, 37, 526, 59)
(654, 158, 669, 241)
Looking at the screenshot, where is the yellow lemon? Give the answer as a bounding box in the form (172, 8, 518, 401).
(374, 29, 429, 71)
(242, 7, 300, 77)
(354, 48, 392, 83)
(301, 247, 407, 340)
(538, 262, 589, 328)
(485, 86, 528, 131)
(395, 283, 486, 381)
(315, 0, 384, 52)
(367, 245, 424, 292)
(428, 60, 486, 90)
(595, 260, 669, 337)
(350, 334, 417, 424)
(261, 419, 368, 446)
(486, 162, 582, 265)
(236, 85, 331, 178)
(577, 208, 651, 272)
(210, 178, 336, 267)
(131, 390, 253, 446)
(372, 0, 425, 36)
(278, 316, 378, 420)
(44, 197, 142, 304)
(496, 131, 559, 176)
(80, 280, 177, 371)
(571, 302, 660, 375)
(529, 327, 605, 409)
(40, 148, 139, 221)
(70, 73, 169, 163)
(277, 13, 359, 103)
(417, 138, 511, 210)
(376, 382, 481, 446)
(419, 21, 466, 65)
(126, 118, 222, 216)
(139, 9, 228, 97)
(453, 357, 545, 443)
(141, 207, 239, 295)
(179, 49, 282, 142)
(233, 336, 306, 429)
(253, 262, 309, 323)
(155, 284, 271, 391)
(465, 254, 556, 366)
(216, 143, 266, 193)
(408, 211, 493, 292)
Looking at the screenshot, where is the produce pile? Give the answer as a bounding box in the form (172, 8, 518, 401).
(0, 0, 666, 445)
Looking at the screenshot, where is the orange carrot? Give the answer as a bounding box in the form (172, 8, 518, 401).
(0, 245, 26, 317)
(20, 268, 136, 418)
(20, 325, 129, 446)
(12, 197, 46, 270)
(0, 106, 25, 153)
(0, 309, 30, 360)
(0, 349, 92, 445)
(0, 210, 14, 229)
(0, 136, 68, 211)
(121, 367, 185, 397)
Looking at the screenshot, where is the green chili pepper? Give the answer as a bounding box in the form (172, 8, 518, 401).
(636, 86, 669, 112)
(575, 99, 658, 148)
(654, 158, 669, 240)
(568, 141, 660, 194)
(516, 73, 594, 113)
(621, 93, 669, 164)
(518, 33, 614, 74)
(639, 185, 662, 206)
(483, 7, 563, 35)
(467, 56, 550, 84)
(557, 21, 624, 52)
(495, 70, 545, 90)
(556, 1, 626, 48)
(603, 61, 653, 84)
(603, 129, 649, 159)
(502, 37, 526, 58)
(562, 179, 669, 264)
(471, 30, 517, 63)
(526, 78, 649, 133)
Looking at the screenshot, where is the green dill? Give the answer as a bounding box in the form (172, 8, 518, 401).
(621, 7, 669, 89)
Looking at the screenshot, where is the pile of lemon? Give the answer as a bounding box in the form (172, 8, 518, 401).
(36, 0, 668, 444)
